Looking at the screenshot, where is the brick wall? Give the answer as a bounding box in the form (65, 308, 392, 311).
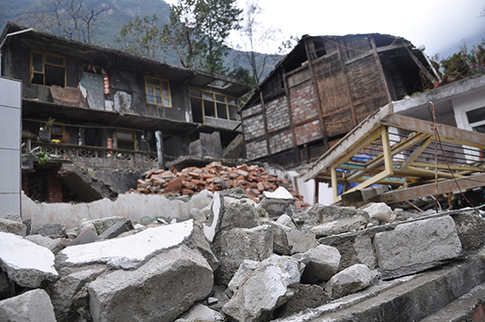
(269, 130, 293, 154)
(294, 120, 323, 145)
(242, 113, 266, 141)
(46, 174, 63, 203)
(245, 140, 268, 160)
(266, 97, 290, 132)
(290, 80, 319, 125)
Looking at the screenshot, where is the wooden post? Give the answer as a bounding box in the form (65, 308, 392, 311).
(155, 130, 165, 169)
(259, 91, 273, 161)
(314, 178, 319, 205)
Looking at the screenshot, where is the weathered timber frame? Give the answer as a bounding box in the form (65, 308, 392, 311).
(304, 103, 485, 203)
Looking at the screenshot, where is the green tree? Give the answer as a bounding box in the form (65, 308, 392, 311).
(117, 15, 166, 60)
(163, 0, 242, 73)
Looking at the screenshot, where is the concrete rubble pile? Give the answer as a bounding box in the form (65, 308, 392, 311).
(130, 162, 309, 208)
(1, 189, 485, 321)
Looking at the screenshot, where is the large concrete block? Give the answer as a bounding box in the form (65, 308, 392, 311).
(292, 245, 341, 283)
(374, 215, 462, 279)
(325, 264, 379, 298)
(0, 289, 56, 322)
(88, 245, 213, 322)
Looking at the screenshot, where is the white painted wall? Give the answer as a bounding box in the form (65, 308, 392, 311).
(22, 190, 213, 230)
(0, 77, 21, 217)
(295, 177, 334, 205)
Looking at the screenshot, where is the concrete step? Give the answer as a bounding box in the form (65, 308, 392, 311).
(420, 283, 485, 322)
(273, 252, 485, 322)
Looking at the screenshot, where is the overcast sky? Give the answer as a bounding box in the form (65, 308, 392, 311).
(165, 0, 485, 59)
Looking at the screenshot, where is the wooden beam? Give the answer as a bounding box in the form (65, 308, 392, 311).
(372, 172, 485, 204)
(370, 36, 392, 103)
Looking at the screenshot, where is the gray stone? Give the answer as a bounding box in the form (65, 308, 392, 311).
(0, 232, 58, 288)
(0, 218, 27, 237)
(25, 235, 65, 254)
(374, 215, 462, 279)
(214, 225, 273, 285)
(175, 303, 225, 322)
(360, 202, 394, 223)
(204, 192, 259, 242)
(323, 233, 378, 272)
(65, 228, 99, 247)
(189, 208, 207, 223)
(223, 255, 303, 322)
(286, 229, 318, 254)
(452, 209, 485, 250)
(0, 289, 56, 322)
(98, 219, 133, 239)
(32, 223, 67, 238)
(325, 264, 379, 298)
(276, 214, 297, 229)
(50, 264, 106, 321)
(88, 245, 213, 322)
(80, 216, 126, 235)
(0, 270, 10, 300)
(310, 216, 368, 237)
(292, 245, 341, 283)
(259, 187, 296, 218)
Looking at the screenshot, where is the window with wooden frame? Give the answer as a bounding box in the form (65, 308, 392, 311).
(189, 88, 238, 124)
(30, 50, 66, 87)
(145, 76, 171, 107)
(40, 120, 65, 140)
(115, 130, 136, 150)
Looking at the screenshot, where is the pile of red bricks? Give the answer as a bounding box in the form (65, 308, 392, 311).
(129, 162, 309, 208)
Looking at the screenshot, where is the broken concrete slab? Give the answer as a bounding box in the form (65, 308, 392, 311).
(305, 205, 369, 237)
(0, 217, 27, 237)
(223, 255, 303, 322)
(65, 227, 99, 247)
(259, 187, 296, 218)
(360, 202, 394, 223)
(374, 215, 462, 279)
(98, 219, 133, 239)
(292, 244, 341, 284)
(2, 212, 21, 222)
(214, 225, 273, 285)
(49, 264, 106, 321)
(58, 219, 216, 271)
(175, 303, 225, 322)
(88, 245, 213, 322)
(0, 288, 56, 322)
(275, 284, 330, 318)
(25, 235, 65, 254)
(325, 264, 379, 298)
(0, 232, 58, 288)
(80, 216, 127, 235)
(31, 223, 67, 238)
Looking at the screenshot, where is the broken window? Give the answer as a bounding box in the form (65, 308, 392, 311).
(145, 76, 171, 107)
(30, 50, 66, 87)
(115, 130, 136, 150)
(189, 88, 238, 123)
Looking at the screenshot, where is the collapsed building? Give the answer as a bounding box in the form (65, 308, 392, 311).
(0, 22, 250, 203)
(240, 34, 440, 168)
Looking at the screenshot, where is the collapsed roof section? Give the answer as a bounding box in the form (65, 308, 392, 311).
(304, 103, 485, 204)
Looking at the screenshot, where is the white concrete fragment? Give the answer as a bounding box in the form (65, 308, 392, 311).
(176, 303, 225, 321)
(0, 289, 56, 322)
(360, 202, 394, 223)
(325, 264, 378, 298)
(262, 187, 294, 200)
(0, 232, 58, 288)
(204, 192, 221, 242)
(59, 220, 195, 269)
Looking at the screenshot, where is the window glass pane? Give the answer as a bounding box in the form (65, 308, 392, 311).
(466, 107, 485, 124)
(202, 92, 213, 101)
(204, 100, 215, 117)
(33, 53, 43, 72)
(228, 98, 236, 105)
(147, 86, 154, 102)
(118, 140, 135, 150)
(162, 81, 169, 97)
(155, 88, 162, 104)
(217, 103, 227, 119)
(116, 132, 134, 139)
(45, 65, 65, 86)
(32, 73, 43, 85)
(189, 88, 201, 97)
(229, 105, 238, 121)
(215, 95, 225, 102)
(164, 98, 170, 106)
(146, 77, 159, 85)
(46, 55, 64, 66)
(190, 97, 203, 123)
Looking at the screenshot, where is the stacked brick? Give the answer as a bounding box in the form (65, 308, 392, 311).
(129, 162, 309, 209)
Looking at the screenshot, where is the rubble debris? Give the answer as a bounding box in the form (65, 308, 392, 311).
(0, 212, 27, 237)
(0, 232, 59, 288)
(374, 215, 462, 279)
(175, 303, 225, 322)
(131, 162, 308, 207)
(292, 245, 341, 284)
(65, 228, 99, 247)
(0, 289, 57, 322)
(31, 223, 67, 239)
(98, 219, 133, 239)
(222, 255, 303, 322)
(259, 187, 297, 218)
(88, 245, 213, 322)
(25, 235, 65, 254)
(325, 264, 379, 298)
